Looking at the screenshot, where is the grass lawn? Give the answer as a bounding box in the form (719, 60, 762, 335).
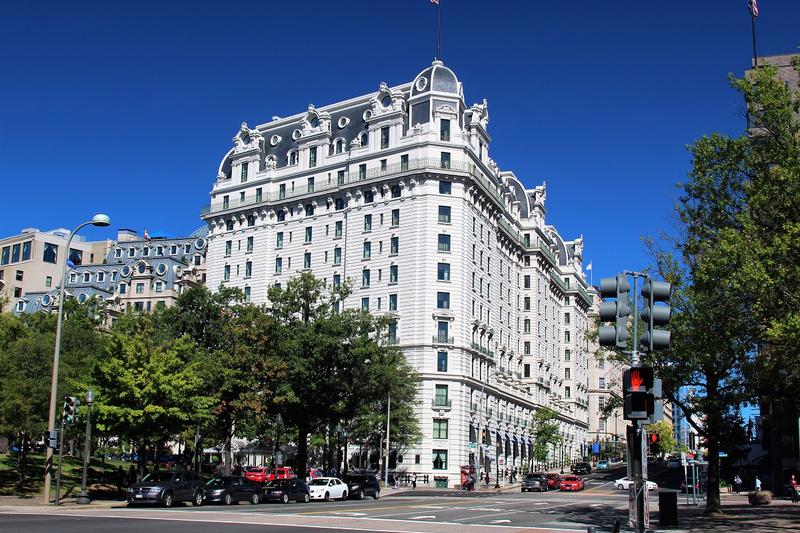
(0, 452, 129, 500)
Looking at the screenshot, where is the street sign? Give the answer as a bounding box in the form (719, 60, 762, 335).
(468, 442, 477, 449)
(592, 442, 600, 455)
(498, 458, 505, 466)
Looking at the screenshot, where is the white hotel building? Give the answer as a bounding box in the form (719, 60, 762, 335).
(202, 61, 594, 484)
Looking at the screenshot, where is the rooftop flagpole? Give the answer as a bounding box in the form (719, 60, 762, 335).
(432, 0, 441, 61)
(748, 0, 759, 67)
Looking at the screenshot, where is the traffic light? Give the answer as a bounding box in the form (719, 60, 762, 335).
(623, 367, 654, 420)
(62, 395, 79, 425)
(639, 279, 672, 352)
(598, 274, 631, 349)
(649, 433, 661, 455)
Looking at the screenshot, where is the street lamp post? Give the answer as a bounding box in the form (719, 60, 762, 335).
(77, 390, 95, 504)
(43, 214, 110, 505)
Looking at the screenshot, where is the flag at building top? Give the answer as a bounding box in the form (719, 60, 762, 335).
(143, 228, 151, 240)
(66, 259, 76, 269)
(585, 261, 593, 271)
(431, 0, 439, 4)
(748, 0, 759, 18)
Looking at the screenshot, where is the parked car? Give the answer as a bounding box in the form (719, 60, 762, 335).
(204, 476, 261, 505)
(545, 473, 561, 489)
(521, 473, 548, 492)
(307, 467, 324, 482)
(596, 460, 609, 470)
(127, 470, 205, 507)
(571, 462, 592, 475)
(245, 466, 268, 484)
(615, 477, 658, 491)
(266, 467, 297, 482)
(560, 475, 585, 491)
(308, 477, 348, 501)
(342, 473, 381, 500)
(666, 459, 681, 469)
(262, 478, 311, 503)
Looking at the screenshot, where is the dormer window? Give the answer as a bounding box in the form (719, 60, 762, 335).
(83, 272, 91, 283)
(142, 247, 150, 257)
(128, 248, 135, 258)
(156, 245, 164, 256)
(289, 151, 298, 166)
(310, 116, 319, 128)
(335, 139, 343, 154)
(70, 273, 77, 283)
(381, 95, 392, 107)
(114, 248, 122, 259)
(97, 272, 105, 282)
(170, 245, 178, 255)
(359, 132, 368, 147)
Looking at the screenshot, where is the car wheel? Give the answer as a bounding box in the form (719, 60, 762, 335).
(341, 491, 348, 501)
(162, 492, 173, 508)
(224, 493, 233, 505)
(373, 489, 380, 500)
(282, 493, 289, 504)
(358, 489, 365, 500)
(250, 493, 259, 505)
(324, 491, 330, 502)
(303, 492, 310, 503)
(617, 484, 624, 490)
(193, 491, 204, 507)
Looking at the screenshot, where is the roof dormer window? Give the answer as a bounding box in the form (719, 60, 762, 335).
(289, 151, 298, 166)
(128, 248, 135, 258)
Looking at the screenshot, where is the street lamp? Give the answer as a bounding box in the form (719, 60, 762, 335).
(77, 389, 96, 504)
(43, 214, 111, 504)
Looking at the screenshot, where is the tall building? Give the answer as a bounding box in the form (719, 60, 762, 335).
(17, 228, 208, 317)
(202, 61, 594, 483)
(0, 227, 106, 313)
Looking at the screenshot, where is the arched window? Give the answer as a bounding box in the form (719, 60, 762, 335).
(359, 132, 368, 147)
(289, 151, 298, 166)
(336, 139, 344, 153)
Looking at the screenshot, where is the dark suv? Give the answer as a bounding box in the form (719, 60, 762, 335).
(127, 470, 205, 507)
(521, 472, 548, 492)
(571, 462, 592, 475)
(341, 473, 381, 500)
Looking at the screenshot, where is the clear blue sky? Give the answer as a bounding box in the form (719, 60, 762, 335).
(1, 1, 798, 281)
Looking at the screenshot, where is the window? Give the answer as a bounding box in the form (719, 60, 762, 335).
(523, 364, 530, 378)
(389, 265, 398, 284)
(333, 274, 341, 289)
(564, 368, 571, 380)
(524, 341, 531, 355)
(564, 386, 571, 399)
(113, 248, 122, 259)
(359, 163, 367, 179)
(433, 419, 448, 439)
(119, 283, 127, 294)
(437, 234, 451, 252)
(304, 252, 311, 269)
(240, 161, 248, 182)
(524, 297, 531, 311)
(255, 187, 262, 203)
(437, 263, 450, 281)
(437, 205, 452, 223)
(275, 232, 284, 249)
(432, 450, 448, 470)
(225, 240, 232, 256)
(380, 126, 389, 149)
(599, 418, 607, 432)
(380, 159, 387, 172)
(361, 297, 370, 311)
(335, 139, 344, 154)
(363, 189, 373, 202)
(599, 397, 606, 410)
(389, 293, 397, 311)
(45, 275, 52, 287)
(16, 270, 25, 282)
(362, 269, 370, 287)
(388, 320, 397, 342)
(599, 377, 606, 389)
(363, 241, 371, 259)
(334, 247, 341, 265)
(309, 147, 317, 168)
(81, 272, 89, 283)
(437, 291, 450, 309)
(277, 210, 286, 222)
(247, 236, 254, 252)
(11, 244, 20, 263)
(565, 349, 571, 362)
(565, 331, 571, 342)
(364, 214, 372, 231)
(564, 312, 571, 325)
(244, 286, 251, 302)
(223, 265, 231, 281)
(335, 221, 343, 238)
(22, 242, 31, 261)
(434, 384, 449, 405)
(135, 283, 144, 294)
(439, 180, 451, 194)
(289, 151, 298, 166)
(305, 227, 313, 244)
(389, 184, 401, 198)
(524, 319, 531, 333)
(390, 209, 400, 227)
(279, 183, 286, 199)
(223, 195, 230, 209)
(245, 261, 252, 277)
(440, 151, 451, 169)
(390, 236, 399, 255)
(43, 243, 58, 264)
(436, 320, 449, 342)
(401, 154, 409, 171)
(275, 257, 282, 274)
(524, 275, 531, 289)
(437, 350, 448, 372)
(154, 281, 163, 293)
(440, 118, 450, 141)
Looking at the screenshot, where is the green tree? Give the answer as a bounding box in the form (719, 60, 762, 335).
(530, 407, 561, 464)
(91, 311, 215, 477)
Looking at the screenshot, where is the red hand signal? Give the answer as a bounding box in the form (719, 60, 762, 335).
(631, 370, 644, 390)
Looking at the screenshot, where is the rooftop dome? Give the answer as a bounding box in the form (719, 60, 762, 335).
(412, 60, 461, 97)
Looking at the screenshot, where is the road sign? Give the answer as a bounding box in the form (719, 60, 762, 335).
(498, 458, 505, 466)
(468, 442, 476, 449)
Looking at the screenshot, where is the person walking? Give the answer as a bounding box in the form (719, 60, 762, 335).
(484, 471, 491, 488)
(733, 474, 742, 494)
(790, 474, 799, 503)
(755, 476, 762, 491)
(412, 473, 417, 490)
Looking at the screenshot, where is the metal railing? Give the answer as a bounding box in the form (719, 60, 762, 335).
(432, 335, 454, 344)
(432, 398, 452, 408)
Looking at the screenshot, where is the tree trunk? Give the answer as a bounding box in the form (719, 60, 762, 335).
(137, 439, 146, 481)
(705, 376, 722, 515)
(17, 432, 27, 488)
(224, 426, 233, 477)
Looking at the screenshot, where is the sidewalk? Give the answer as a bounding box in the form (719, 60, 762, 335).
(659, 493, 800, 532)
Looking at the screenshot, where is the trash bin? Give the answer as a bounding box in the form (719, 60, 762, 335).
(434, 476, 448, 488)
(659, 490, 679, 526)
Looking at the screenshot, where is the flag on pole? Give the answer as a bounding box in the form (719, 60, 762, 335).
(66, 259, 76, 269)
(748, 0, 759, 18)
(585, 261, 593, 271)
(431, 0, 439, 4)
(143, 228, 151, 241)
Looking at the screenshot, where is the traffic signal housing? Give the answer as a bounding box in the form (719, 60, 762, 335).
(640, 279, 672, 352)
(62, 395, 79, 425)
(598, 274, 631, 349)
(623, 367, 654, 420)
(649, 433, 661, 455)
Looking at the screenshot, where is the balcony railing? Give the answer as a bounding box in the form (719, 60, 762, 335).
(433, 335, 454, 344)
(202, 157, 502, 216)
(432, 398, 452, 409)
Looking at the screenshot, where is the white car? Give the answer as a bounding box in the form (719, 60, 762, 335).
(615, 478, 658, 491)
(308, 477, 348, 501)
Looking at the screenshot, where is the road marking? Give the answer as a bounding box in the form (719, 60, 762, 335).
(333, 511, 367, 516)
(409, 515, 436, 520)
(491, 519, 511, 524)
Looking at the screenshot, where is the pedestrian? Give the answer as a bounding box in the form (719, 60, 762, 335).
(394, 473, 400, 489)
(127, 464, 137, 486)
(790, 474, 799, 503)
(412, 473, 417, 490)
(485, 471, 491, 487)
(734, 474, 742, 494)
(755, 476, 762, 491)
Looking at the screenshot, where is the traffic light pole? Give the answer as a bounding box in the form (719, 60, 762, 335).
(54, 417, 66, 506)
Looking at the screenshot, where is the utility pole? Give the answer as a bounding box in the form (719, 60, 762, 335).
(385, 395, 391, 487)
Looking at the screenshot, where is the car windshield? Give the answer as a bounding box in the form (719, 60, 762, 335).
(249, 468, 265, 473)
(309, 479, 330, 486)
(526, 474, 543, 479)
(267, 480, 294, 488)
(141, 472, 175, 483)
(206, 477, 234, 487)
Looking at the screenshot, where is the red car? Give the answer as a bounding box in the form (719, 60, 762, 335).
(245, 466, 268, 483)
(560, 475, 585, 491)
(545, 473, 561, 489)
(266, 467, 296, 482)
